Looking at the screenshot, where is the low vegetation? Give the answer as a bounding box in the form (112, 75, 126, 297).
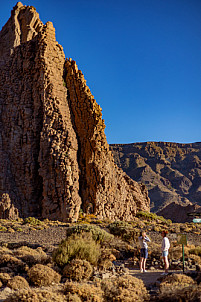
(0, 215, 201, 301)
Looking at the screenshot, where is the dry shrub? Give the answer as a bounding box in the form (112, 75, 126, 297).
(63, 259, 93, 281)
(53, 233, 101, 267)
(65, 281, 104, 302)
(158, 284, 201, 302)
(101, 275, 149, 302)
(0, 254, 28, 273)
(28, 264, 61, 286)
(5, 288, 66, 302)
(160, 273, 195, 290)
(66, 293, 81, 302)
(0, 272, 12, 285)
(189, 246, 201, 257)
(148, 243, 161, 259)
(14, 246, 50, 265)
(34, 289, 66, 302)
(7, 276, 30, 290)
(189, 254, 201, 265)
(5, 289, 39, 302)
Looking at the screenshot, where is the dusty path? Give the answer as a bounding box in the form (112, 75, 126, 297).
(129, 269, 182, 287)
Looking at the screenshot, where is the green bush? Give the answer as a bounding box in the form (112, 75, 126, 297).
(23, 217, 43, 226)
(53, 232, 101, 267)
(136, 211, 172, 224)
(108, 221, 137, 242)
(66, 224, 113, 244)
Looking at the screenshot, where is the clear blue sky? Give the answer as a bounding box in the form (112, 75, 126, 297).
(1, 0, 201, 144)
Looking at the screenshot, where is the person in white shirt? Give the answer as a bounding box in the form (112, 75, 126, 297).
(138, 231, 151, 273)
(161, 230, 170, 275)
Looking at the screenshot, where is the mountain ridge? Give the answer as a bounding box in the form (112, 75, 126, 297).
(110, 141, 201, 222)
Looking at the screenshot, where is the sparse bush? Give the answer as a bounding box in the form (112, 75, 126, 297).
(64, 281, 104, 302)
(7, 276, 30, 290)
(28, 264, 61, 286)
(66, 224, 113, 244)
(35, 289, 66, 302)
(101, 275, 149, 301)
(63, 259, 93, 281)
(53, 233, 101, 267)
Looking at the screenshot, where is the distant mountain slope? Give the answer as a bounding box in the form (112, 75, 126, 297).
(110, 142, 201, 221)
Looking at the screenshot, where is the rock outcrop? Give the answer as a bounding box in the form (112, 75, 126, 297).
(110, 142, 201, 222)
(0, 3, 149, 221)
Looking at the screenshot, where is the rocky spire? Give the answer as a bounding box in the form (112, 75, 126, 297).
(0, 3, 149, 221)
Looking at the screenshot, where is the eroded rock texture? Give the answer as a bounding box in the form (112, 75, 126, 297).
(0, 3, 149, 221)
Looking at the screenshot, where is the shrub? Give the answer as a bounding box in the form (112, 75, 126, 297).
(101, 275, 149, 301)
(160, 273, 195, 289)
(5, 289, 39, 302)
(53, 233, 101, 267)
(0, 254, 28, 273)
(7, 276, 30, 290)
(136, 211, 172, 224)
(66, 224, 113, 244)
(0, 273, 11, 285)
(108, 221, 137, 242)
(189, 246, 201, 257)
(28, 264, 61, 286)
(64, 281, 104, 302)
(63, 259, 93, 281)
(23, 217, 43, 226)
(5, 289, 66, 302)
(158, 284, 201, 302)
(35, 289, 66, 302)
(66, 293, 81, 302)
(13, 246, 50, 265)
(189, 254, 201, 265)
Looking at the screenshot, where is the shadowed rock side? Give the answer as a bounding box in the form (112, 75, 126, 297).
(110, 142, 201, 222)
(0, 2, 81, 221)
(64, 59, 150, 220)
(0, 2, 149, 222)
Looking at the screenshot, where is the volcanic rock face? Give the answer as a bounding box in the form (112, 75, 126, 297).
(0, 3, 149, 221)
(110, 142, 201, 222)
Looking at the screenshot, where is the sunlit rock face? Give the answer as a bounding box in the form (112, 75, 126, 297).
(0, 3, 150, 221)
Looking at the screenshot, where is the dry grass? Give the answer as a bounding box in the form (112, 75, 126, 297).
(28, 264, 61, 286)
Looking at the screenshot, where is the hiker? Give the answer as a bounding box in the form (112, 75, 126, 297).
(161, 230, 170, 275)
(138, 231, 151, 273)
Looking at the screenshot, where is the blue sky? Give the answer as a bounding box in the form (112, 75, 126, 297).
(1, 0, 201, 144)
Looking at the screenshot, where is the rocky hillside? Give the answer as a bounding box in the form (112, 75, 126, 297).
(0, 2, 149, 222)
(110, 142, 201, 222)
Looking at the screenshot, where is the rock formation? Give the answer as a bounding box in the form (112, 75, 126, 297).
(0, 3, 150, 221)
(110, 142, 201, 222)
